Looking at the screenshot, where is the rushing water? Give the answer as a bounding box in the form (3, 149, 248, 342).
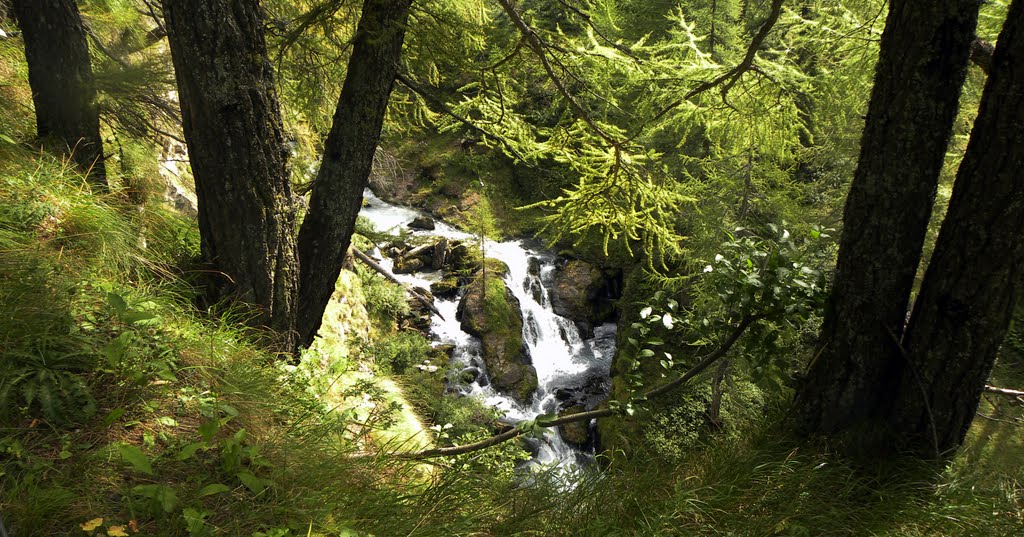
(358, 189, 616, 475)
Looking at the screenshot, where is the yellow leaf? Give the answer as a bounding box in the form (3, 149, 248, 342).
(81, 518, 104, 531)
(107, 526, 129, 537)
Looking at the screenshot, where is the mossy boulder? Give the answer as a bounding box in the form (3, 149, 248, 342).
(551, 259, 619, 335)
(456, 271, 537, 403)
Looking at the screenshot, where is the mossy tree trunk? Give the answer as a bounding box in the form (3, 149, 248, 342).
(162, 0, 299, 351)
(793, 0, 981, 439)
(295, 0, 412, 347)
(891, 0, 1024, 455)
(12, 0, 106, 186)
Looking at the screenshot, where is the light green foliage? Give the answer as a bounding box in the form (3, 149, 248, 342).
(364, 331, 433, 374)
(356, 263, 410, 327)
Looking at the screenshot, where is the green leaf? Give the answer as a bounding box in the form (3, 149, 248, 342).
(107, 293, 128, 316)
(639, 349, 655, 358)
(102, 408, 126, 427)
(177, 442, 206, 461)
(196, 483, 231, 497)
(156, 416, 178, 427)
(123, 310, 157, 324)
(117, 444, 153, 475)
(236, 471, 271, 494)
(133, 484, 178, 513)
(198, 420, 219, 442)
(0, 133, 16, 145)
(183, 507, 212, 535)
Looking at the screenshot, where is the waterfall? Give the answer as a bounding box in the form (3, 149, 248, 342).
(358, 189, 616, 476)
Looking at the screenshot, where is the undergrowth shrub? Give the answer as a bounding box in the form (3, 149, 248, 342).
(364, 331, 432, 374)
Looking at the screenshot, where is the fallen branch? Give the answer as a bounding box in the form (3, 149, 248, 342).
(399, 314, 761, 459)
(351, 247, 444, 320)
(984, 385, 1024, 398)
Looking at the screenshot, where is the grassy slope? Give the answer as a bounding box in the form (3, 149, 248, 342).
(1, 31, 1022, 537)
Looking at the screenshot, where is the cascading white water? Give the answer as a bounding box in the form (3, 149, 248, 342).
(358, 189, 616, 475)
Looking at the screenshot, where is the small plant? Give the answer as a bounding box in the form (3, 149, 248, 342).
(0, 329, 97, 424)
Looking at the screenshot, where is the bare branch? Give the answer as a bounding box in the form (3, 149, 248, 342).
(984, 385, 1024, 398)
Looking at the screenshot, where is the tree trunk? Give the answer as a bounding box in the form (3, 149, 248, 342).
(162, 0, 298, 351)
(295, 0, 412, 347)
(793, 0, 981, 437)
(12, 0, 106, 186)
(891, 0, 1024, 455)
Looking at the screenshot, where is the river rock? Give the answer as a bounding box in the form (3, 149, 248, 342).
(393, 257, 425, 274)
(456, 271, 538, 403)
(408, 216, 436, 230)
(558, 405, 590, 446)
(551, 260, 618, 336)
(430, 277, 461, 299)
(555, 374, 610, 411)
(397, 287, 434, 333)
(432, 238, 452, 270)
(450, 242, 473, 271)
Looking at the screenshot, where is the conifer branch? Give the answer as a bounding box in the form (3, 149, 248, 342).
(398, 314, 761, 459)
(395, 72, 528, 162)
(496, 0, 622, 148)
(628, 0, 785, 143)
(554, 0, 641, 62)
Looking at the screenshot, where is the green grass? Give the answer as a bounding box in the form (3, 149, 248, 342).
(2, 37, 1022, 536)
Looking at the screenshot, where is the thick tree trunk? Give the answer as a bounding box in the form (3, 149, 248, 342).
(162, 0, 298, 351)
(12, 0, 106, 186)
(295, 0, 412, 347)
(891, 0, 1024, 455)
(794, 0, 981, 437)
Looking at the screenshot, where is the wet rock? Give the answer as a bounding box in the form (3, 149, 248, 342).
(433, 344, 456, 360)
(551, 260, 619, 336)
(558, 405, 590, 446)
(430, 277, 461, 299)
(408, 216, 435, 230)
(450, 242, 473, 271)
(432, 238, 452, 270)
(456, 271, 538, 403)
(459, 367, 482, 384)
(555, 374, 611, 411)
(393, 257, 425, 274)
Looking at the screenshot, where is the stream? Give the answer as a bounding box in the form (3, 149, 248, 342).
(358, 189, 616, 477)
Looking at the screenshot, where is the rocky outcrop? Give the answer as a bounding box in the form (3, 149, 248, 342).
(551, 260, 620, 336)
(457, 271, 537, 403)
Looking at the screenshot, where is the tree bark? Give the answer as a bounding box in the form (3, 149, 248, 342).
(295, 0, 412, 347)
(162, 0, 298, 351)
(891, 0, 1024, 455)
(794, 0, 981, 437)
(12, 0, 106, 186)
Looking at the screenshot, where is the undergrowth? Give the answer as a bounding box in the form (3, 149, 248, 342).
(1, 52, 1021, 536)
